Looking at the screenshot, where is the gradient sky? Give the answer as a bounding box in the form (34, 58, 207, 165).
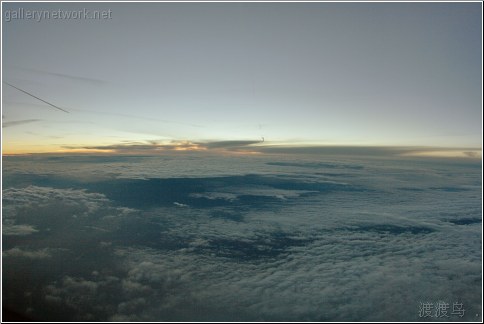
(2, 2, 482, 154)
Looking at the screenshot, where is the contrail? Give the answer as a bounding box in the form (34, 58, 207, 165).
(3, 82, 69, 113)
(3, 119, 41, 128)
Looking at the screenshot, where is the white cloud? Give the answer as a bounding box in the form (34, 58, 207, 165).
(2, 154, 481, 321)
(2, 224, 39, 236)
(2, 185, 140, 236)
(104, 208, 481, 321)
(3, 247, 52, 259)
(173, 202, 188, 208)
(2, 185, 110, 218)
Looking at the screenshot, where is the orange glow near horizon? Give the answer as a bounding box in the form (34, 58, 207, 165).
(3, 145, 483, 159)
(53, 148, 117, 154)
(2, 139, 482, 159)
(171, 142, 207, 151)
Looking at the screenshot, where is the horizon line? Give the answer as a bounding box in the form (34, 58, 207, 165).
(2, 143, 482, 159)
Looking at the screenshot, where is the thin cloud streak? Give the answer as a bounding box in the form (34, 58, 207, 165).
(13, 66, 107, 85)
(3, 119, 42, 128)
(68, 107, 203, 128)
(3, 82, 69, 113)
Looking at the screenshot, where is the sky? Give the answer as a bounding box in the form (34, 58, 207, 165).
(1, 1, 482, 154)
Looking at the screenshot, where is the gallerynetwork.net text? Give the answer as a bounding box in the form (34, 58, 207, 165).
(4, 8, 112, 22)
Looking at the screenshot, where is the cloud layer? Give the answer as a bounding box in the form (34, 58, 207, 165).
(2, 153, 481, 321)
